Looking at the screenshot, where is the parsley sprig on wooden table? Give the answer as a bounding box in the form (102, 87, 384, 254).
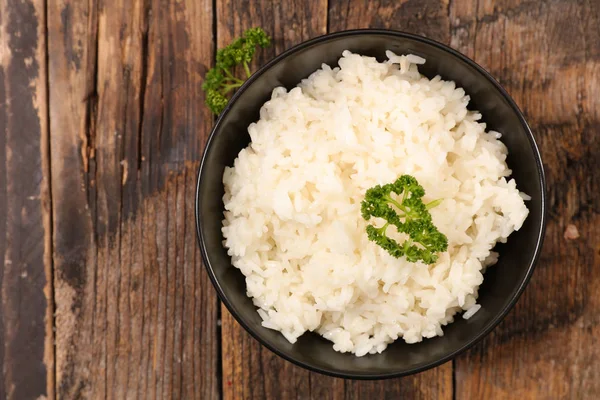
(361, 175, 448, 264)
(202, 27, 271, 115)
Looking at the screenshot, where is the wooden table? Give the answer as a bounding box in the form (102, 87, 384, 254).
(1, 0, 598, 398)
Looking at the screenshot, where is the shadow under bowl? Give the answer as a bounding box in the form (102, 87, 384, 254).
(196, 29, 546, 379)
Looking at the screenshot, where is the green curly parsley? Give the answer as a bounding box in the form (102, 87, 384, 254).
(361, 175, 448, 264)
(202, 27, 271, 115)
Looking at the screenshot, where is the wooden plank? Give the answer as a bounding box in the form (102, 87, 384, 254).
(328, 1, 453, 398)
(450, 0, 600, 398)
(0, 0, 54, 398)
(328, 0, 450, 42)
(218, 0, 453, 398)
(47, 0, 218, 398)
(223, 306, 453, 399)
(216, 1, 329, 399)
(47, 0, 98, 396)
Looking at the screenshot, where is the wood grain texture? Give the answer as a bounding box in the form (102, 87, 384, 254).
(218, 1, 453, 399)
(47, 0, 218, 398)
(329, 0, 453, 398)
(328, 0, 450, 41)
(216, 1, 328, 398)
(0, 0, 54, 398)
(450, 0, 600, 399)
(1, 0, 598, 398)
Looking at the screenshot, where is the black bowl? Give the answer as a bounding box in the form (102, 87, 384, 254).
(196, 29, 546, 379)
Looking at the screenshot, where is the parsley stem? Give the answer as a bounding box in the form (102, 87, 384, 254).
(243, 62, 251, 79)
(384, 195, 414, 218)
(377, 222, 389, 235)
(426, 199, 443, 209)
(221, 82, 243, 94)
(383, 195, 403, 211)
(222, 77, 244, 85)
(222, 67, 244, 84)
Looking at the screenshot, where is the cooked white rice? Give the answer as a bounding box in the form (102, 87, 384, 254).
(221, 50, 529, 356)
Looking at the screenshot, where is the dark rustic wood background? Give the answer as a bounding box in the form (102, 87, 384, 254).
(0, 0, 598, 398)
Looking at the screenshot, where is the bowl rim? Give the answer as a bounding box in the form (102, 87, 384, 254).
(195, 28, 547, 380)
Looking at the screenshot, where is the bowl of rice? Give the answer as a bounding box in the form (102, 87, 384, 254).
(196, 29, 546, 379)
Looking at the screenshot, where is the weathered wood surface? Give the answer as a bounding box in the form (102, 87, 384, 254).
(47, 0, 218, 398)
(0, 0, 54, 398)
(1, 0, 598, 398)
(451, 1, 600, 398)
(217, 1, 454, 399)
